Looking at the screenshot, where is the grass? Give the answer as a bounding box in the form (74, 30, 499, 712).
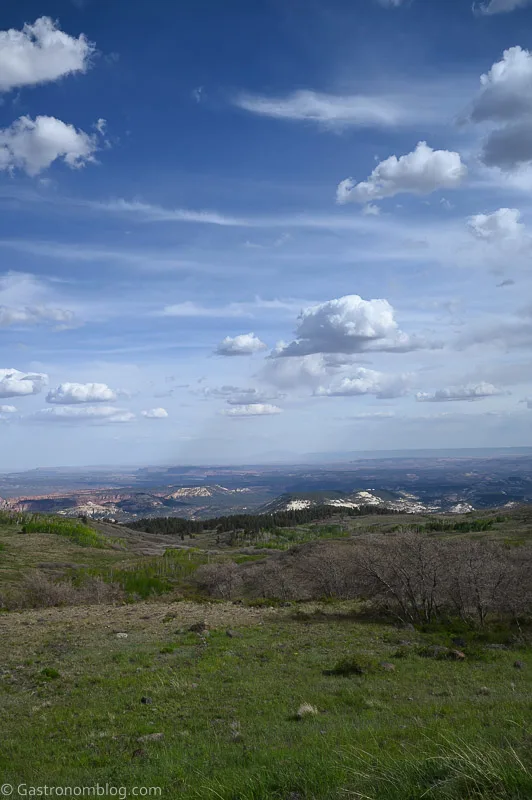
(0, 601, 531, 798)
(2, 508, 532, 797)
(21, 517, 111, 548)
(83, 548, 211, 600)
(232, 523, 349, 550)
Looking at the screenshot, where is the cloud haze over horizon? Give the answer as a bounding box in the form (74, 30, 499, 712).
(1, 0, 532, 470)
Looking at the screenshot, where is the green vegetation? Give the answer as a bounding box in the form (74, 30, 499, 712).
(127, 502, 394, 538)
(393, 518, 495, 534)
(229, 523, 349, 549)
(21, 517, 110, 548)
(0, 603, 531, 799)
(2, 506, 532, 796)
(83, 548, 210, 600)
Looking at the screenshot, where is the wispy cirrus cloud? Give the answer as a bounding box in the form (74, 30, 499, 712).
(222, 403, 282, 417)
(33, 405, 135, 423)
(234, 89, 404, 129)
(161, 297, 304, 319)
(475, 0, 532, 15)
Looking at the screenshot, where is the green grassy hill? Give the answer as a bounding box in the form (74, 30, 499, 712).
(1, 506, 532, 798)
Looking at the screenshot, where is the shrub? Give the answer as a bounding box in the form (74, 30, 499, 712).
(39, 667, 60, 681)
(0, 571, 124, 610)
(324, 655, 376, 676)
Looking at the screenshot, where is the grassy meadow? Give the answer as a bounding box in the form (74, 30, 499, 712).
(1, 602, 532, 799)
(1, 508, 532, 798)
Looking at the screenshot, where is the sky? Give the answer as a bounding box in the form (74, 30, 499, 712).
(1, 0, 532, 470)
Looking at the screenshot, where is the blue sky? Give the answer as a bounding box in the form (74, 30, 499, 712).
(1, 0, 532, 469)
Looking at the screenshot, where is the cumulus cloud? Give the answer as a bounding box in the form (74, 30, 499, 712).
(215, 332, 267, 356)
(260, 354, 337, 390)
(222, 404, 282, 417)
(0, 368, 48, 398)
(0, 16, 94, 93)
(416, 383, 505, 402)
(0, 304, 76, 328)
(46, 382, 117, 405)
(475, 0, 532, 15)
(0, 115, 101, 176)
(234, 90, 403, 129)
(471, 47, 532, 123)
(468, 207, 526, 241)
(314, 367, 410, 399)
(468, 47, 532, 169)
(336, 142, 467, 204)
(142, 407, 168, 419)
(0, 405, 17, 413)
(272, 295, 428, 357)
(481, 121, 532, 169)
(34, 406, 135, 423)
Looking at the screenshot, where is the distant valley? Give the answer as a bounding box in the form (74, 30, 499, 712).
(1, 451, 531, 521)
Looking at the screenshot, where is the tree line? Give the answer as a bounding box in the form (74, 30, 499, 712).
(126, 503, 393, 538)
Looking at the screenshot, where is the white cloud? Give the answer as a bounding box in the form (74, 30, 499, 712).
(471, 47, 532, 123)
(347, 411, 397, 420)
(468, 207, 526, 241)
(201, 385, 284, 405)
(162, 298, 301, 318)
(0, 368, 48, 398)
(46, 382, 117, 405)
(272, 295, 428, 357)
(0, 405, 17, 413)
(469, 47, 532, 169)
(162, 301, 248, 318)
(215, 332, 268, 356)
(95, 199, 246, 226)
(34, 406, 135, 423)
(0, 304, 76, 328)
(476, 0, 532, 15)
(416, 383, 506, 402)
(362, 203, 381, 216)
(234, 90, 402, 129)
(0, 115, 100, 176)
(222, 404, 282, 417)
(315, 367, 410, 399)
(0, 16, 94, 93)
(142, 407, 168, 419)
(261, 353, 338, 390)
(336, 142, 467, 204)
